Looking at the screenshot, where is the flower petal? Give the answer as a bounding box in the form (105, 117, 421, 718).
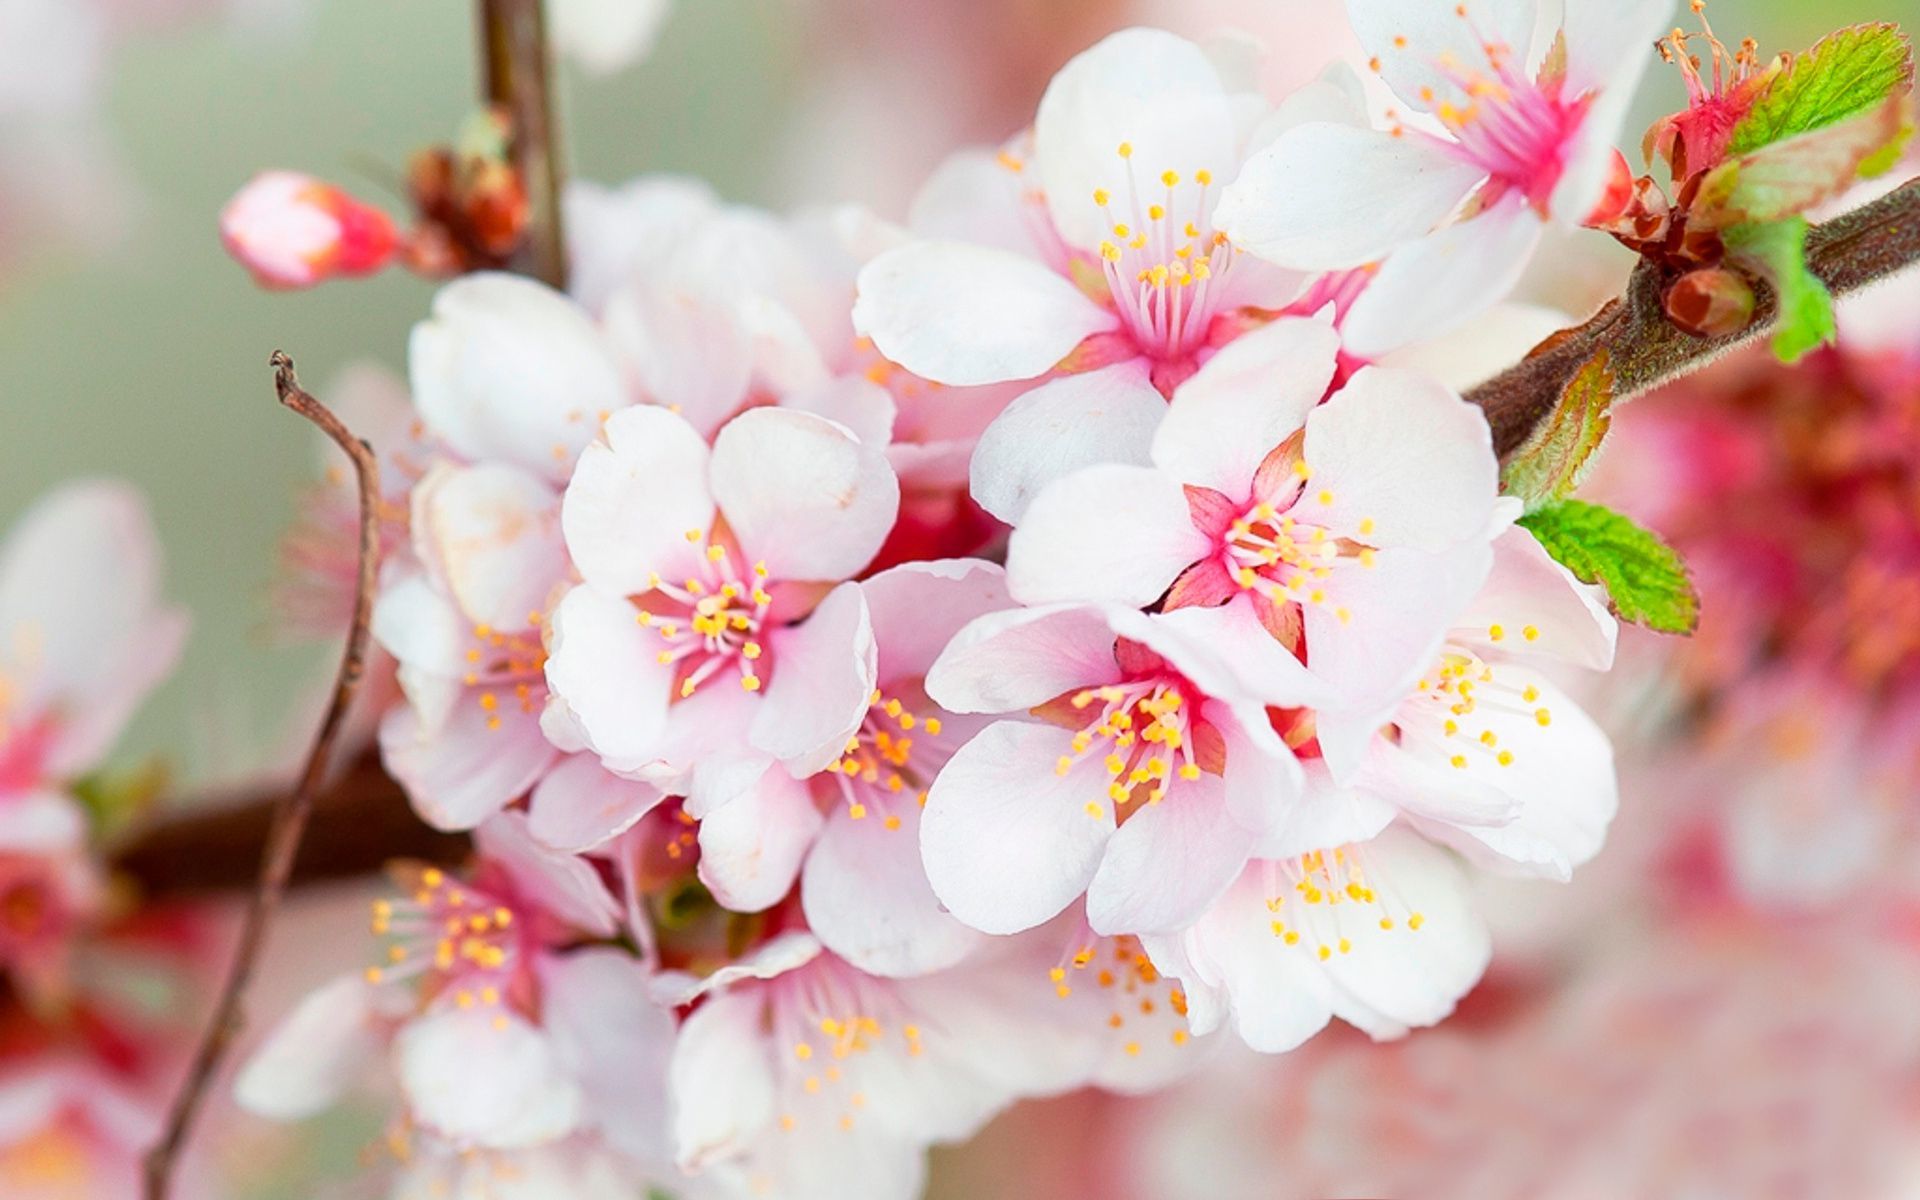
(409, 272, 627, 481)
(1215, 123, 1485, 271)
(750, 582, 877, 776)
(692, 763, 823, 913)
(410, 461, 565, 633)
(1154, 317, 1340, 495)
(926, 604, 1121, 715)
(543, 584, 674, 768)
(601, 279, 754, 439)
(969, 361, 1166, 525)
(853, 241, 1116, 386)
(380, 701, 556, 832)
(921, 720, 1114, 934)
(1085, 771, 1254, 935)
(907, 146, 1046, 258)
(234, 974, 389, 1120)
(561, 405, 714, 598)
(860, 558, 1010, 685)
(669, 991, 777, 1170)
(803, 798, 983, 978)
(394, 1007, 583, 1150)
(1304, 365, 1498, 553)
(537, 948, 677, 1164)
(710, 407, 900, 582)
(474, 809, 623, 936)
(527, 753, 665, 853)
(1345, 0, 1540, 115)
(1005, 464, 1209, 607)
(1338, 195, 1547, 357)
(1453, 524, 1617, 669)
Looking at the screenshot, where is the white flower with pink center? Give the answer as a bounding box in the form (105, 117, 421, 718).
(543, 403, 898, 906)
(921, 602, 1302, 939)
(235, 814, 676, 1165)
(659, 930, 1095, 1200)
(852, 27, 1310, 523)
(1139, 829, 1492, 1054)
(1005, 317, 1500, 739)
(1216, 0, 1672, 355)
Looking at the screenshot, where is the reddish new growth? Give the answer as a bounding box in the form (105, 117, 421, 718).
(1646, 1, 1773, 183)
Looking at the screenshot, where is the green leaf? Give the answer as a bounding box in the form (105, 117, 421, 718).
(1500, 350, 1613, 512)
(1728, 23, 1914, 155)
(1693, 90, 1912, 227)
(1518, 500, 1699, 635)
(1724, 217, 1835, 362)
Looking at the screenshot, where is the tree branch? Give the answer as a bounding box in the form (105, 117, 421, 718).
(110, 750, 469, 898)
(144, 356, 385, 1200)
(1468, 177, 1920, 459)
(480, 0, 568, 289)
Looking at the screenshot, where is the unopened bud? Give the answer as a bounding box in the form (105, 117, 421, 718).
(219, 171, 399, 289)
(1664, 267, 1756, 338)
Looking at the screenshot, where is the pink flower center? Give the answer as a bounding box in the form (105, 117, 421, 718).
(1046, 932, 1194, 1058)
(1087, 146, 1240, 364)
(821, 690, 952, 828)
(637, 527, 773, 700)
(1051, 669, 1210, 823)
(1258, 845, 1428, 960)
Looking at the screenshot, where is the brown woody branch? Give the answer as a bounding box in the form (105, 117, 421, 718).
(1469, 177, 1920, 459)
(480, 0, 568, 289)
(144, 356, 385, 1200)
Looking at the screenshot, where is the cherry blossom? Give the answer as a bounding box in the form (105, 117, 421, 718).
(921, 601, 1302, 938)
(1004, 315, 1501, 727)
(1217, 0, 1673, 354)
(220, 170, 401, 290)
(544, 402, 898, 906)
(852, 27, 1312, 522)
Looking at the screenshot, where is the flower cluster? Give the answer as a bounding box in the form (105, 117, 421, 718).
(230, 8, 1661, 1194)
(0, 484, 207, 1197)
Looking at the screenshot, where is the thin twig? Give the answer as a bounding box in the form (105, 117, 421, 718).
(144, 355, 384, 1200)
(480, 0, 568, 289)
(1468, 177, 1920, 459)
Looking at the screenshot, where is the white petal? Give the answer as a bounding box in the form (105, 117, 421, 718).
(542, 584, 673, 767)
(1378, 301, 1571, 391)
(1453, 524, 1617, 669)
(921, 721, 1114, 934)
(1552, 0, 1674, 221)
(853, 240, 1115, 386)
(527, 753, 664, 853)
(668, 990, 777, 1170)
(693, 764, 822, 912)
(380, 702, 556, 832)
(1338, 196, 1547, 357)
(537, 949, 676, 1164)
(409, 273, 628, 481)
(710, 407, 900, 582)
(234, 974, 387, 1120)
(1155, 317, 1341, 495)
(549, 0, 669, 76)
(410, 461, 565, 633)
(564, 175, 717, 313)
(1215, 123, 1485, 271)
(561, 405, 714, 598)
(750, 583, 877, 776)
(1085, 772, 1254, 935)
(1179, 874, 1338, 1052)
(1304, 365, 1497, 552)
(803, 798, 982, 978)
(474, 810, 623, 936)
(1033, 28, 1240, 253)
(969, 362, 1166, 525)
(907, 146, 1045, 257)
(601, 280, 753, 439)
(395, 1008, 583, 1149)
(926, 604, 1120, 715)
(859, 558, 1010, 685)
(1005, 464, 1208, 607)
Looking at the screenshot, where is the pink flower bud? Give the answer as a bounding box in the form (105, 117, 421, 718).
(1665, 267, 1757, 339)
(219, 171, 399, 289)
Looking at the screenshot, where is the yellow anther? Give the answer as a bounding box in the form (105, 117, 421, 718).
(1488, 624, 1506, 641)
(1450, 755, 1468, 769)
(1522, 625, 1540, 641)
(1117, 141, 1133, 158)
(1093, 188, 1111, 206)
(1160, 170, 1179, 187)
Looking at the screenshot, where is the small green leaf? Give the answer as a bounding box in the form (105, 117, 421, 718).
(1693, 90, 1911, 227)
(1728, 23, 1914, 155)
(1518, 500, 1699, 635)
(1500, 350, 1613, 512)
(1724, 217, 1835, 362)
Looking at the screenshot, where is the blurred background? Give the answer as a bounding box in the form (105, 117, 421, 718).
(2, 0, 1916, 1196)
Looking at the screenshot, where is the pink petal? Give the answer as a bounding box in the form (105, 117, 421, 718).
(1005, 463, 1208, 607)
(710, 407, 900, 583)
(561, 405, 714, 598)
(969, 361, 1166, 524)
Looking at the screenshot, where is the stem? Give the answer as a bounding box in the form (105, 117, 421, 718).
(1468, 177, 1920, 459)
(144, 356, 384, 1200)
(480, 0, 568, 289)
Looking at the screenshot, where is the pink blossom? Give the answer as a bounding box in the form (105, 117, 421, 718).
(852, 28, 1312, 522)
(922, 602, 1301, 938)
(1004, 316, 1501, 729)
(1217, 0, 1672, 354)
